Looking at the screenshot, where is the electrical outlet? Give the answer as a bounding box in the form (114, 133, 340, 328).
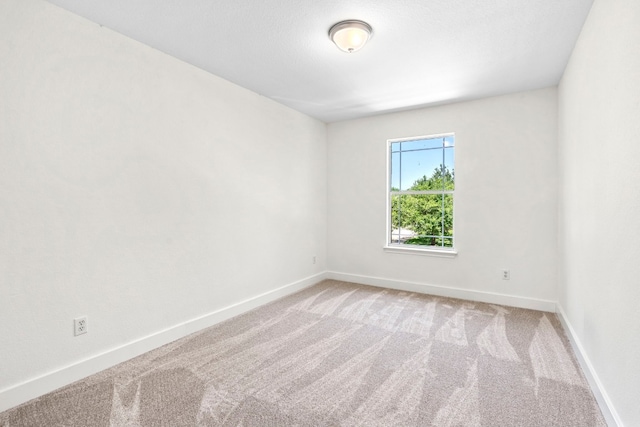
(313, 256, 317, 264)
(501, 269, 510, 280)
(74, 316, 88, 336)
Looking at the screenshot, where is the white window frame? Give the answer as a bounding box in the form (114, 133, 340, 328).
(384, 133, 457, 258)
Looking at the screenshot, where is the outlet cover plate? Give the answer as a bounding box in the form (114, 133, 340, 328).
(74, 316, 88, 336)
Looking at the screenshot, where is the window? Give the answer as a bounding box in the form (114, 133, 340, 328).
(387, 134, 455, 252)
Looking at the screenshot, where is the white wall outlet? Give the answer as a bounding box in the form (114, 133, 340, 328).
(74, 316, 88, 336)
(312, 256, 317, 264)
(501, 269, 510, 280)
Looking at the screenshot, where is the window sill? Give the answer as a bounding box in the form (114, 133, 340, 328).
(383, 245, 458, 258)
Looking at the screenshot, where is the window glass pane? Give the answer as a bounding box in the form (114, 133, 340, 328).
(440, 237, 454, 248)
(400, 149, 443, 190)
(391, 152, 400, 190)
(400, 138, 443, 151)
(444, 147, 455, 190)
(390, 194, 413, 243)
(443, 194, 454, 239)
(391, 194, 444, 246)
(391, 142, 401, 152)
(444, 135, 455, 147)
(390, 194, 454, 247)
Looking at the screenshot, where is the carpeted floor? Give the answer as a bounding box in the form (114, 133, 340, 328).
(0, 280, 606, 426)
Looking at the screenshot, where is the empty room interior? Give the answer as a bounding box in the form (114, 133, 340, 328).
(1, 0, 639, 425)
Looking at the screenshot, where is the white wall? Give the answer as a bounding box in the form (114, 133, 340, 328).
(327, 88, 558, 308)
(558, 0, 640, 424)
(0, 0, 326, 404)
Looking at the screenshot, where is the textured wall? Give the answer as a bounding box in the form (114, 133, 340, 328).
(0, 0, 326, 395)
(327, 88, 558, 303)
(558, 0, 640, 424)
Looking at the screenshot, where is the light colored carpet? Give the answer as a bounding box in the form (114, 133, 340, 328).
(0, 280, 606, 426)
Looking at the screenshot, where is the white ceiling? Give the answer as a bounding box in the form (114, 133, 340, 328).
(46, 0, 594, 123)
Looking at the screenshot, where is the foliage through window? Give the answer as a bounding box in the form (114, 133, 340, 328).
(388, 134, 454, 249)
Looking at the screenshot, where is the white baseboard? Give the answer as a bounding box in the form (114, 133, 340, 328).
(327, 271, 557, 312)
(0, 272, 327, 413)
(556, 304, 622, 427)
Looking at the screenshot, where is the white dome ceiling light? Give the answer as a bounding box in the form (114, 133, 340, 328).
(328, 20, 372, 53)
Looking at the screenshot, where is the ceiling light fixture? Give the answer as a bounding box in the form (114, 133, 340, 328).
(328, 20, 372, 53)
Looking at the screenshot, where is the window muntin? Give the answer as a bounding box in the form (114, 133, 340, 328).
(388, 134, 454, 250)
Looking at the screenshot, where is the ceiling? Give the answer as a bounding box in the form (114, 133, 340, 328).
(46, 0, 594, 123)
